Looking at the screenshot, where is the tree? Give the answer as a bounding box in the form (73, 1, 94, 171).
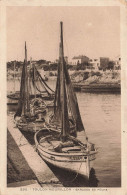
(107, 61, 115, 70)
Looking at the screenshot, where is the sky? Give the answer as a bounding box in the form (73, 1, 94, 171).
(7, 6, 120, 62)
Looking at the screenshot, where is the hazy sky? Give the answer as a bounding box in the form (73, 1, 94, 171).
(7, 6, 120, 62)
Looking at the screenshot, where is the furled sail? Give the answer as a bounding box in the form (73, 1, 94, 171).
(52, 22, 85, 141)
(64, 57, 85, 132)
(15, 42, 30, 117)
(15, 44, 55, 119)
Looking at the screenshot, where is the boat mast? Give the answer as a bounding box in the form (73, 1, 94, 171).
(60, 22, 69, 142)
(33, 63, 37, 99)
(13, 61, 16, 93)
(29, 57, 32, 96)
(24, 42, 30, 115)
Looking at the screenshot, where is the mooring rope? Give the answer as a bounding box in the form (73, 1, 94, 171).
(63, 162, 83, 183)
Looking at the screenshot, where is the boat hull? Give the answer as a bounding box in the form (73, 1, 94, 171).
(16, 121, 45, 133)
(7, 98, 18, 105)
(15, 115, 46, 133)
(34, 129, 96, 178)
(7, 93, 54, 105)
(37, 144, 90, 178)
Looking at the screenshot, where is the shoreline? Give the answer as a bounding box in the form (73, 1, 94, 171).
(73, 83, 120, 93)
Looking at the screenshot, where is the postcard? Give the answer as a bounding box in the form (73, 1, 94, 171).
(0, 0, 127, 195)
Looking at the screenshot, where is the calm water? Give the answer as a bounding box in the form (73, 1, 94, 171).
(7, 79, 121, 187)
(77, 92, 121, 187)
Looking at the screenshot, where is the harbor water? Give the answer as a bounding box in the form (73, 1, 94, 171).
(7, 79, 121, 187)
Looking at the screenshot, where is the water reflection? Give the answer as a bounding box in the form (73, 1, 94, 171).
(89, 168, 99, 187)
(46, 163, 99, 187)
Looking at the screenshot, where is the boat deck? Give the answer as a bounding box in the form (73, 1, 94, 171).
(39, 135, 87, 154)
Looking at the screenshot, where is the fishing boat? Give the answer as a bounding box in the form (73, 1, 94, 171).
(7, 61, 21, 105)
(29, 63, 55, 106)
(7, 60, 55, 106)
(34, 22, 97, 178)
(14, 42, 47, 132)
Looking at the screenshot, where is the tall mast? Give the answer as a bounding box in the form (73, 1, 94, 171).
(33, 63, 36, 99)
(15, 42, 30, 117)
(29, 57, 32, 95)
(60, 22, 64, 61)
(52, 22, 85, 139)
(13, 61, 16, 93)
(24, 42, 30, 115)
(25, 41, 27, 63)
(60, 22, 69, 141)
(61, 22, 65, 138)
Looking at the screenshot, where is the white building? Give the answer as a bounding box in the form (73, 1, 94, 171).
(71, 55, 89, 65)
(89, 58, 100, 70)
(111, 55, 121, 69)
(115, 55, 121, 67)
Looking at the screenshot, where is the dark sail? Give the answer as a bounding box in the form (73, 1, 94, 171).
(60, 22, 70, 140)
(15, 42, 30, 117)
(14, 60, 25, 117)
(64, 60, 85, 132)
(53, 51, 61, 122)
(52, 22, 85, 138)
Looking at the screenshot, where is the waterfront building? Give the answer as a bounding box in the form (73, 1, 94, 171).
(89, 58, 100, 70)
(114, 55, 121, 69)
(55, 56, 68, 64)
(100, 57, 109, 69)
(71, 55, 89, 65)
(109, 55, 121, 70)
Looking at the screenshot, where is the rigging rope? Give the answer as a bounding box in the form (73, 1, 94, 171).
(35, 67, 54, 93)
(31, 67, 54, 96)
(32, 76, 50, 95)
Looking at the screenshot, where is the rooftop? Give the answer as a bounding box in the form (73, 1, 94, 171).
(72, 55, 89, 60)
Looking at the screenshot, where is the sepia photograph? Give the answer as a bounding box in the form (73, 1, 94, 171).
(6, 5, 121, 189)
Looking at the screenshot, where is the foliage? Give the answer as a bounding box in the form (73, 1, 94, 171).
(83, 72, 89, 80)
(107, 61, 115, 70)
(76, 62, 93, 70)
(91, 71, 102, 77)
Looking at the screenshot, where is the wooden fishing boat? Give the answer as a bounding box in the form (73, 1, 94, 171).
(14, 42, 47, 132)
(7, 91, 20, 100)
(34, 22, 97, 178)
(29, 63, 54, 106)
(7, 61, 21, 105)
(7, 91, 20, 105)
(7, 60, 55, 106)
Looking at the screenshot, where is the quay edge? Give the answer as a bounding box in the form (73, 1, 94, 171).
(73, 83, 121, 93)
(7, 114, 63, 187)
